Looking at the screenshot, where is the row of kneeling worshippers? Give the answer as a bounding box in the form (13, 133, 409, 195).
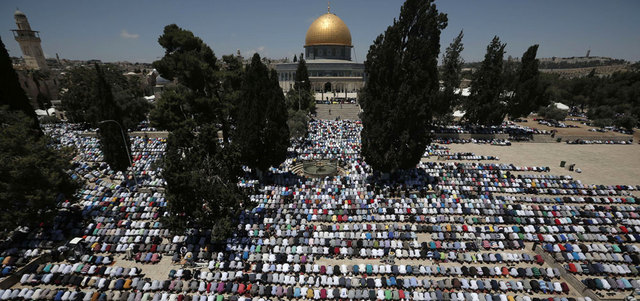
(168, 264, 562, 282)
(0, 287, 584, 301)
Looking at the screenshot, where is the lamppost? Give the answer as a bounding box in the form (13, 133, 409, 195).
(98, 120, 138, 189)
(296, 80, 306, 111)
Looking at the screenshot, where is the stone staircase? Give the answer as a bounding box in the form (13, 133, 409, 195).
(315, 104, 361, 120)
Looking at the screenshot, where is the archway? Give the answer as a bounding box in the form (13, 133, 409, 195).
(324, 82, 332, 92)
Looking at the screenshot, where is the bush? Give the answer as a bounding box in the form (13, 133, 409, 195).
(592, 118, 613, 128)
(614, 115, 637, 131)
(539, 106, 567, 121)
(287, 109, 309, 139)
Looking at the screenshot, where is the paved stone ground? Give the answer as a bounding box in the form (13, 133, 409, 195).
(436, 143, 640, 186)
(315, 104, 361, 120)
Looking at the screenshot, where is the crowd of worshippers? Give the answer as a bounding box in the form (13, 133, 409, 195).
(432, 123, 550, 136)
(1, 120, 639, 301)
(433, 138, 513, 146)
(565, 139, 634, 145)
(536, 120, 579, 129)
(424, 145, 499, 161)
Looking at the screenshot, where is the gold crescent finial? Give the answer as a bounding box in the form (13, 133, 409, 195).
(328, 1, 331, 13)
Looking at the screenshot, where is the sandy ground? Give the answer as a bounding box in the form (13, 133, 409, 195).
(435, 143, 640, 186)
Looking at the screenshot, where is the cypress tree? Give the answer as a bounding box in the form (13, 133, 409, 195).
(0, 36, 39, 131)
(360, 0, 447, 173)
(94, 63, 132, 173)
(437, 30, 464, 118)
(464, 36, 507, 125)
(291, 55, 313, 112)
(235, 54, 289, 173)
(507, 44, 548, 118)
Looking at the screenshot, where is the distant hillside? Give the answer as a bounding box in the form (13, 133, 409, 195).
(538, 56, 626, 69)
(460, 56, 631, 78)
(540, 64, 630, 78)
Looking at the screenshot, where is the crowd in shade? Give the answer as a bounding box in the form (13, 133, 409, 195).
(432, 123, 551, 136)
(565, 139, 634, 145)
(424, 145, 499, 161)
(1, 119, 639, 301)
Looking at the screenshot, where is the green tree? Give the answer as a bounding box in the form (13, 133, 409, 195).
(219, 54, 244, 143)
(0, 110, 79, 237)
(287, 109, 309, 139)
(289, 55, 314, 112)
(60, 64, 150, 129)
(437, 30, 464, 119)
(615, 114, 637, 131)
(464, 36, 507, 125)
(360, 0, 447, 173)
(151, 24, 248, 239)
(153, 24, 218, 96)
(93, 64, 132, 173)
(163, 125, 245, 240)
(507, 44, 549, 118)
(538, 105, 567, 121)
(149, 86, 195, 131)
(0, 36, 39, 130)
(235, 54, 290, 173)
(150, 24, 237, 140)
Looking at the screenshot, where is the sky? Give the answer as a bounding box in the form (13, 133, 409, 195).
(2, 0, 639, 64)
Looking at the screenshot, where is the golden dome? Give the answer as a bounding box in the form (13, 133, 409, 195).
(305, 13, 352, 47)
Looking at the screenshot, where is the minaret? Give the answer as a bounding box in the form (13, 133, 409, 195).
(11, 9, 48, 71)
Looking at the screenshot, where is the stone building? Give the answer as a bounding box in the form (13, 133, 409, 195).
(275, 6, 365, 101)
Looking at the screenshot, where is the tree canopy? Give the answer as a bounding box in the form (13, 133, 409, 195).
(235, 54, 290, 172)
(360, 0, 448, 173)
(507, 44, 549, 118)
(91, 63, 133, 172)
(0, 110, 79, 237)
(153, 24, 219, 96)
(285, 55, 315, 114)
(0, 36, 39, 130)
(151, 24, 250, 240)
(0, 36, 78, 236)
(464, 36, 507, 125)
(151, 24, 221, 129)
(60, 64, 149, 129)
(540, 69, 640, 130)
(162, 125, 245, 240)
(436, 30, 464, 119)
(149, 24, 243, 142)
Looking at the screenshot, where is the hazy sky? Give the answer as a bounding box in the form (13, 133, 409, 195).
(2, 0, 639, 63)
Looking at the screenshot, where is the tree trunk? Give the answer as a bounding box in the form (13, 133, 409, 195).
(255, 168, 264, 182)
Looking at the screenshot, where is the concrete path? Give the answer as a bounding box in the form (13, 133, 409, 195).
(315, 104, 361, 121)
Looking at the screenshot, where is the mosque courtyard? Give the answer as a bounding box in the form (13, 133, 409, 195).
(1, 108, 639, 301)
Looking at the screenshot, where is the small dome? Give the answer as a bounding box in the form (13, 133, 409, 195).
(14, 10, 25, 17)
(155, 76, 170, 85)
(305, 13, 352, 47)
